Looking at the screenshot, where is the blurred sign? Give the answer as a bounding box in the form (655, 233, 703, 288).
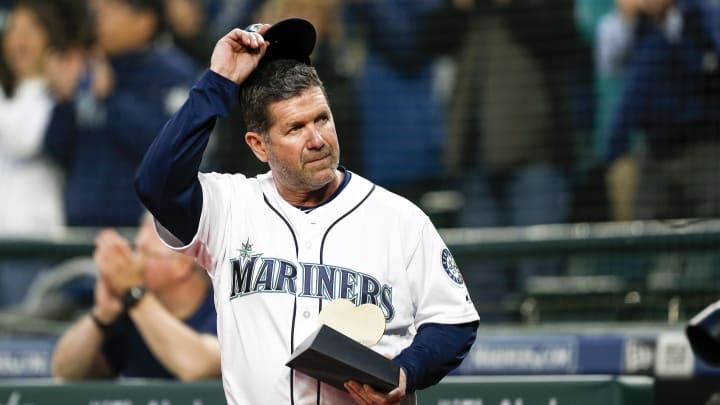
(0, 380, 225, 404)
(0, 339, 55, 378)
(654, 332, 694, 378)
(418, 375, 653, 405)
(624, 336, 656, 375)
(455, 335, 579, 375)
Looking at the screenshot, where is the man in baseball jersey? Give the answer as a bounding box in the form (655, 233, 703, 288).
(135, 18, 479, 405)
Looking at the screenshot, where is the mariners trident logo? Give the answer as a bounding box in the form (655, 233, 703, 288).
(441, 248, 464, 286)
(229, 239, 396, 320)
(237, 239, 258, 260)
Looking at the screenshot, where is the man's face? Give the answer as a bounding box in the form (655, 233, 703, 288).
(2, 6, 49, 79)
(92, 0, 155, 55)
(260, 86, 341, 194)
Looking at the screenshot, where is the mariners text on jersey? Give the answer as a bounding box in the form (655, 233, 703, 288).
(229, 242, 395, 321)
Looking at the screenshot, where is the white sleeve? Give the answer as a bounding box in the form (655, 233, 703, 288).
(0, 83, 53, 158)
(155, 172, 244, 276)
(408, 220, 480, 327)
(595, 11, 636, 76)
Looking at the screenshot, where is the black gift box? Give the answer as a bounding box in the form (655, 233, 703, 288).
(286, 325, 400, 393)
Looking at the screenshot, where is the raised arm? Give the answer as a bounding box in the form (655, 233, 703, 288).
(134, 26, 270, 244)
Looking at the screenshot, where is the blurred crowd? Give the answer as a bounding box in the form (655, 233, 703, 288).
(1, 0, 718, 234)
(0, 0, 718, 320)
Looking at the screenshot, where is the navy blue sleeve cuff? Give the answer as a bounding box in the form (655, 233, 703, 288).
(392, 321, 478, 393)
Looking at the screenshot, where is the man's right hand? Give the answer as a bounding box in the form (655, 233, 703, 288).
(93, 229, 144, 297)
(210, 25, 271, 84)
(93, 277, 122, 325)
(45, 48, 87, 101)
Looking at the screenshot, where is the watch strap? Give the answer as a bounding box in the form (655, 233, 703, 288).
(123, 286, 147, 310)
(90, 311, 113, 333)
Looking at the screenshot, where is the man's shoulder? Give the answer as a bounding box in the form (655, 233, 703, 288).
(353, 173, 428, 220)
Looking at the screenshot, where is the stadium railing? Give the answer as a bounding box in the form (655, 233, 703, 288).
(1, 220, 719, 385)
(0, 375, 654, 405)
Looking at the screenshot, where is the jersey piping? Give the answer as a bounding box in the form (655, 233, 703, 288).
(264, 194, 299, 405)
(315, 184, 375, 404)
(262, 180, 376, 405)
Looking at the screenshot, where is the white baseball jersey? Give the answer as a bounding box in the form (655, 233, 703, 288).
(156, 169, 479, 405)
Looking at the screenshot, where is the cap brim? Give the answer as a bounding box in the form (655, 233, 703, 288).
(261, 18, 316, 65)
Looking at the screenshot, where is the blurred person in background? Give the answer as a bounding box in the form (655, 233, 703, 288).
(0, 0, 88, 308)
(0, 0, 15, 99)
(0, 0, 88, 235)
(52, 213, 220, 380)
(43, 0, 199, 228)
(446, 0, 589, 320)
(163, 0, 264, 66)
(595, 0, 652, 221)
(345, 0, 471, 203)
(604, 0, 720, 221)
(448, 0, 584, 230)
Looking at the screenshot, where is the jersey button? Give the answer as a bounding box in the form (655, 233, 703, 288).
(305, 241, 312, 249)
(303, 311, 311, 318)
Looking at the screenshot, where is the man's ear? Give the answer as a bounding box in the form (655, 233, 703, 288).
(245, 131, 269, 163)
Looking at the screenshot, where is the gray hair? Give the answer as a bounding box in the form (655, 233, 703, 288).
(239, 59, 326, 138)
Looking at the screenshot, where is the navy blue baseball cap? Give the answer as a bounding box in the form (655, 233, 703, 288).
(245, 18, 317, 66)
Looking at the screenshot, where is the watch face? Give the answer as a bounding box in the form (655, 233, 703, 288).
(124, 286, 147, 308)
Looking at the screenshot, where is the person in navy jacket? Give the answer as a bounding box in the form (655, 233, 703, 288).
(44, 0, 199, 227)
(605, 0, 720, 220)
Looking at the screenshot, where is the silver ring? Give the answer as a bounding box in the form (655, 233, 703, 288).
(245, 23, 263, 33)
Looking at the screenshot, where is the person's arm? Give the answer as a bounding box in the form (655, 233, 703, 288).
(135, 26, 270, 244)
(345, 321, 477, 404)
(347, 219, 480, 404)
(393, 321, 478, 392)
(43, 101, 77, 168)
(127, 293, 221, 381)
(51, 314, 116, 380)
(52, 277, 121, 380)
(596, 10, 637, 76)
(91, 228, 220, 380)
(0, 82, 54, 159)
(133, 71, 231, 244)
(42, 49, 87, 167)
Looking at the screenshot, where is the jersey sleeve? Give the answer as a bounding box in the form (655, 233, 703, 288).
(155, 172, 241, 276)
(408, 219, 480, 327)
(136, 69, 239, 245)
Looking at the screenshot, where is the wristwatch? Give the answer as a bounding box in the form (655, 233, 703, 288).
(123, 286, 147, 310)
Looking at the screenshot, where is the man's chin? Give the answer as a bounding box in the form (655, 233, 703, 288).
(306, 166, 338, 188)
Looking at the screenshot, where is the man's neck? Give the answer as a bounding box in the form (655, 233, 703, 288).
(276, 169, 344, 207)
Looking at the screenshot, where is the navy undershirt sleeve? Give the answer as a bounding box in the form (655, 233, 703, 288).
(392, 320, 478, 393)
(135, 70, 239, 244)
